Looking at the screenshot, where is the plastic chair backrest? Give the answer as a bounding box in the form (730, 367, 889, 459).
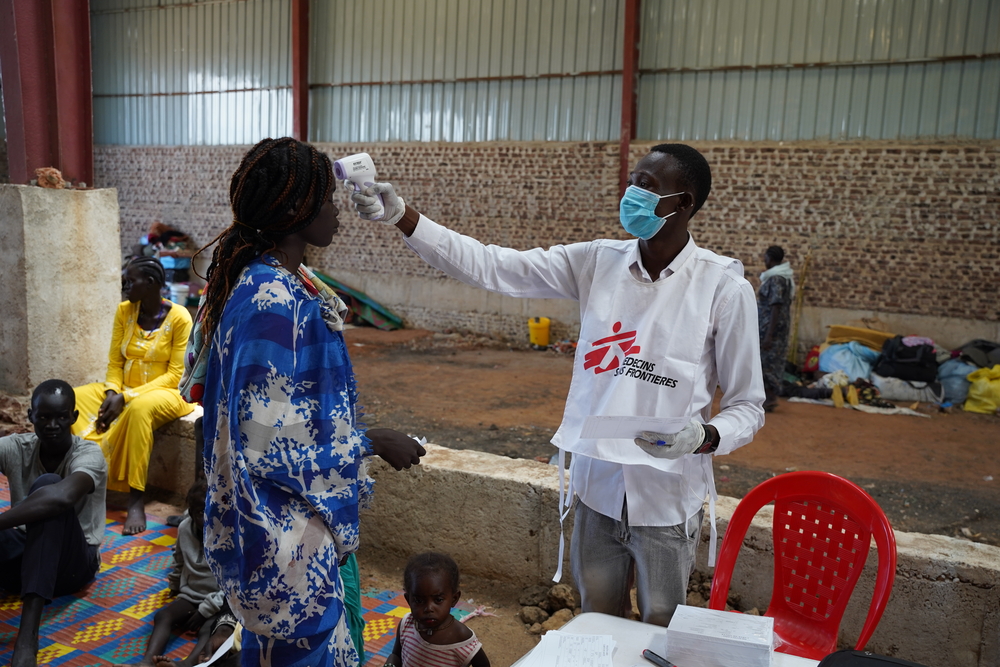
(708, 471, 897, 661)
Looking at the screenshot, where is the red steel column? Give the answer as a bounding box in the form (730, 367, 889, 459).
(0, 0, 93, 185)
(291, 0, 309, 141)
(52, 0, 94, 185)
(619, 0, 641, 196)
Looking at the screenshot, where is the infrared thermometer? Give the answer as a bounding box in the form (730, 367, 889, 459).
(333, 152, 384, 220)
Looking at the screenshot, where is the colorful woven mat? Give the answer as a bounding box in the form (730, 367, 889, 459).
(0, 480, 474, 666)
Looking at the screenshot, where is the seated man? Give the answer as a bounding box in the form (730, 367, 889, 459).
(0, 380, 108, 667)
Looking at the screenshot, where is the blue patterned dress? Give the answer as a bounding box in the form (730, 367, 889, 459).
(202, 256, 372, 667)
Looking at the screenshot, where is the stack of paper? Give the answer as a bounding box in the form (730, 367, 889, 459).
(517, 631, 616, 667)
(654, 605, 774, 667)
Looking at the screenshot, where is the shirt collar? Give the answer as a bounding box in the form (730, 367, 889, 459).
(627, 233, 697, 283)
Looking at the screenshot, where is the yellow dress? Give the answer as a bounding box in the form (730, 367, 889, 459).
(73, 300, 195, 492)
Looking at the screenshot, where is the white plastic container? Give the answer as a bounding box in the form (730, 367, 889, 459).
(169, 283, 190, 305)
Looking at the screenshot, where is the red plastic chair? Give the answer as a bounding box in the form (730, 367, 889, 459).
(708, 471, 897, 661)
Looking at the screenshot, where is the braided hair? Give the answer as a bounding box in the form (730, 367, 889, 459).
(126, 256, 166, 287)
(196, 137, 334, 338)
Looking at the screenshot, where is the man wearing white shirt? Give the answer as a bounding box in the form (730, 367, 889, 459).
(352, 144, 765, 626)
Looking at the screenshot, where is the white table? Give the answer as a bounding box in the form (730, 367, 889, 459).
(512, 612, 820, 667)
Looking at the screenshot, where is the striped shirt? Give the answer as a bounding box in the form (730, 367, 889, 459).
(399, 613, 483, 667)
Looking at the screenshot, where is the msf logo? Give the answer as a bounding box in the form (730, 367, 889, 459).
(583, 322, 640, 374)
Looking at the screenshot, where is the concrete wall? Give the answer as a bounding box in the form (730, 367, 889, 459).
(95, 140, 999, 348)
(0, 185, 121, 393)
(147, 429, 999, 667)
(146, 408, 201, 493)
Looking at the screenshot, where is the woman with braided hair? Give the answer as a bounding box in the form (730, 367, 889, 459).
(191, 137, 423, 667)
(73, 256, 195, 535)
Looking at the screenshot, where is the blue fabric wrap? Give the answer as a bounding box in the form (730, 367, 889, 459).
(202, 257, 371, 665)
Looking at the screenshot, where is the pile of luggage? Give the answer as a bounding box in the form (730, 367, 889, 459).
(812, 326, 1000, 414)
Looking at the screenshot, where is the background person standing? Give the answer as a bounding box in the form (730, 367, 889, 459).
(757, 245, 795, 412)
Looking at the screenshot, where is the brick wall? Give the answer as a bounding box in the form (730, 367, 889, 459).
(94, 140, 1000, 336)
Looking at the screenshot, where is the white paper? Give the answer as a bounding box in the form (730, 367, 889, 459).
(580, 416, 687, 440)
(518, 632, 616, 667)
(667, 605, 773, 646)
(198, 633, 236, 666)
(665, 606, 773, 667)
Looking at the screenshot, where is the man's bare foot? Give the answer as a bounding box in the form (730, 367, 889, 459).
(11, 644, 38, 667)
(153, 656, 185, 667)
(123, 488, 147, 535)
(12, 594, 43, 667)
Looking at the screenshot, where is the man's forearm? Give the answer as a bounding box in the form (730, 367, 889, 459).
(0, 472, 92, 531)
(0, 487, 73, 531)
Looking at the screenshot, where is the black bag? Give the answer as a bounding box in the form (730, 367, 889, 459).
(818, 649, 931, 667)
(872, 336, 938, 383)
(957, 338, 1000, 368)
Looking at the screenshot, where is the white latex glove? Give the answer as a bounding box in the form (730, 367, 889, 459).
(350, 181, 406, 226)
(633, 420, 706, 460)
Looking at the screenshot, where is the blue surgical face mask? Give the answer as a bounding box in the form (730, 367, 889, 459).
(619, 186, 685, 240)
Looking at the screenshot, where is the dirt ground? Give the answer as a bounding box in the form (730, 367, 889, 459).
(346, 327, 1000, 546)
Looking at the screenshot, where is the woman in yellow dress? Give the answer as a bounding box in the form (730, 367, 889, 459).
(73, 256, 195, 535)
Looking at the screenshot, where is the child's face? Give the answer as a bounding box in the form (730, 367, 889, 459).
(404, 572, 461, 630)
(189, 503, 205, 538)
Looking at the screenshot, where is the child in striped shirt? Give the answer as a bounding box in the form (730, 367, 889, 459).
(385, 552, 490, 667)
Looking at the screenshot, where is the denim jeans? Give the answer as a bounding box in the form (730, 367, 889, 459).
(571, 498, 702, 627)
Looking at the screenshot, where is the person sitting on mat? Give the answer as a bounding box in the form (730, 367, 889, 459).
(0, 380, 108, 667)
(118, 478, 223, 667)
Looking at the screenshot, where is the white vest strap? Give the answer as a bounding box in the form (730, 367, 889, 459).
(552, 448, 573, 582)
(706, 458, 719, 567)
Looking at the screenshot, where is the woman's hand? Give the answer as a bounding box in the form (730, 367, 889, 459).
(368, 428, 426, 470)
(96, 391, 125, 433)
